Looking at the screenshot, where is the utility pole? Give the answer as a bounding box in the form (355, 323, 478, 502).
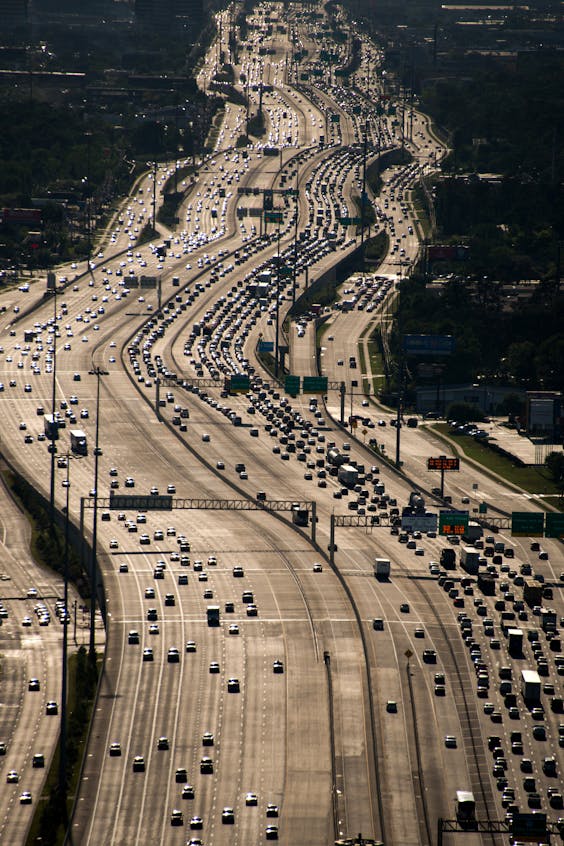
(152, 159, 157, 233)
(85, 131, 92, 266)
(274, 223, 282, 377)
(49, 288, 57, 526)
(360, 120, 369, 270)
(292, 172, 299, 304)
(173, 87, 179, 194)
(59, 452, 75, 811)
(395, 296, 403, 468)
(88, 367, 108, 663)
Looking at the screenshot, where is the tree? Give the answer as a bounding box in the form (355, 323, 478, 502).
(499, 392, 524, 419)
(507, 341, 536, 385)
(535, 336, 564, 391)
(545, 451, 564, 485)
(446, 402, 484, 423)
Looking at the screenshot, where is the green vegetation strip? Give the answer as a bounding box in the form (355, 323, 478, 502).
(257, 350, 286, 381)
(26, 648, 99, 846)
(357, 344, 373, 397)
(366, 331, 386, 394)
(1, 468, 100, 845)
(410, 186, 431, 240)
(432, 424, 563, 507)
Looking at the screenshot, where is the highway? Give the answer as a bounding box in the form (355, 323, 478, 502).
(0, 3, 562, 846)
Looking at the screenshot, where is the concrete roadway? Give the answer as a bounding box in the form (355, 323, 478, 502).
(0, 7, 561, 846)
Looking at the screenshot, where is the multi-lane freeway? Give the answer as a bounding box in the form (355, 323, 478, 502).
(0, 3, 562, 846)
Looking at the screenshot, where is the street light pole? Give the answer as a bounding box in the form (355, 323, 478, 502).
(49, 287, 57, 525)
(152, 159, 157, 233)
(292, 172, 299, 305)
(360, 120, 368, 272)
(88, 367, 108, 663)
(274, 225, 281, 378)
(85, 131, 92, 267)
(59, 451, 73, 811)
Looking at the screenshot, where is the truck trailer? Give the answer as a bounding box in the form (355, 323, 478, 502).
(338, 464, 359, 487)
(477, 572, 496, 595)
(70, 429, 87, 455)
(206, 606, 220, 627)
(374, 558, 391, 579)
(521, 669, 541, 704)
(44, 414, 60, 440)
(440, 547, 456, 569)
(460, 546, 480, 574)
(327, 449, 347, 467)
(463, 521, 483, 543)
(507, 628, 523, 657)
(523, 578, 543, 608)
(456, 791, 476, 827)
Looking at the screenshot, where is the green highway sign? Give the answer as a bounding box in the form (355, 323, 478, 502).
(511, 813, 548, 841)
(545, 512, 564, 538)
(278, 266, 293, 277)
(331, 113, 340, 122)
(227, 375, 250, 393)
(284, 375, 300, 396)
(265, 211, 283, 223)
(438, 511, 469, 536)
(511, 512, 544, 537)
(337, 216, 361, 226)
(302, 376, 328, 394)
(109, 494, 173, 511)
(478, 502, 488, 514)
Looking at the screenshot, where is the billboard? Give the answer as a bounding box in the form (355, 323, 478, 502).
(427, 456, 459, 471)
(401, 512, 437, 533)
(2, 208, 42, 227)
(303, 376, 328, 394)
(428, 245, 469, 261)
(109, 494, 172, 511)
(404, 335, 455, 356)
(438, 510, 469, 535)
(529, 399, 554, 427)
(511, 512, 544, 537)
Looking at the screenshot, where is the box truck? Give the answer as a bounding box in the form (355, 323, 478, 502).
(460, 546, 480, 574)
(374, 558, 391, 579)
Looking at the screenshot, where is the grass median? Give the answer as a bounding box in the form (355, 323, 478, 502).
(432, 424, 563, 507)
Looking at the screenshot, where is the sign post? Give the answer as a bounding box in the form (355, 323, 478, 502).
(510, 512, 544, 537)
(303, 376, 328, 394)
(545, 512, 564, 539)
(427, 456, 460, 498)
(438, 511, 469, 537)
(109, 494, 173, 511)
(284, 374, 300, 396)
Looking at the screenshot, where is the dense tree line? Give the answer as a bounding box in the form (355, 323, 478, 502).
(422, 53, 564, 182)
(419, 52, 564, 286)
(394, 276, 564, 392)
